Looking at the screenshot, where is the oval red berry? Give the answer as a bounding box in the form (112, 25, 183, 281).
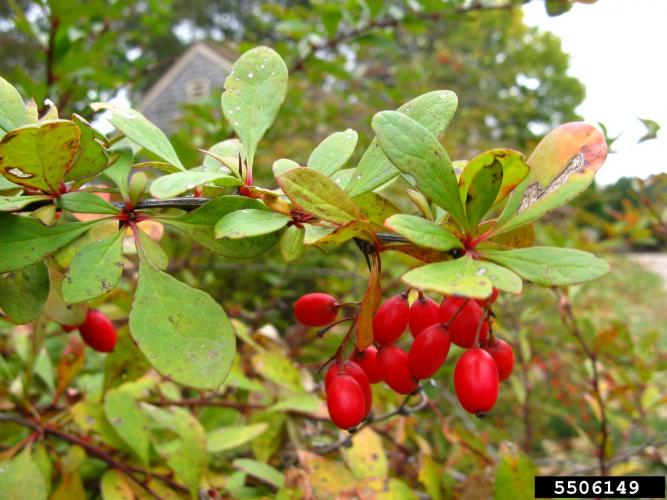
(482, 338, 515, 381)
(372, 295, 409, 345)
(352, 346, 383, 384)
(408, 296, 440, 338)
(326, 374, 367, 429)
(439, 297, 487, 348)
(454, 348, 499, 415)
(324, 361, 372, 415)
(407, 324, 451, 380)
(79, 309, 117, 353)
(377, 344, 418, 395)
(293, 293, 339, 327)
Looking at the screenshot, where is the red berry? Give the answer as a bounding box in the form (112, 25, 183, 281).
(293, 293, 339, 327)
(454, 348, 499, 415)
(408, 296, 440, 338)
(407, 324, 451, 380)
(439, 297, 488, 348)
(372, 294, 409, 345)
(324, 361, 372, 415)
(352, 346, 383, 384)
(475, 287, 499, 307)
(377, 345, 418, 395)
(79, 309, 117, 353)
(482, 338, 515, 381)
(326, 374, 367, 429)
(62, 324, 79, 332)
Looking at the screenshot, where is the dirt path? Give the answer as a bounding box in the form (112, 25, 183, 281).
(630, 253, 667, 290)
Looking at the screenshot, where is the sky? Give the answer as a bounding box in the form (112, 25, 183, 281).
(522, 0, 667, 184)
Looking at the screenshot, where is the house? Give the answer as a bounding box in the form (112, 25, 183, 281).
(138, 42, 237, 133)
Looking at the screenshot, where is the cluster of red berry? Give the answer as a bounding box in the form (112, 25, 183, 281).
(63, 309, 117, 353)
(294, 289, 514, 429)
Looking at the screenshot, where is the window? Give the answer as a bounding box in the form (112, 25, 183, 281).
(185, 78, 211, 100)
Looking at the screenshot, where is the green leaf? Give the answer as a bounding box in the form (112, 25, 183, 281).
(273, 158, 299, 177)
(91, 103, 183, 169)
(207, 423, 269, 452)
(493, 443, 538, 500)
(104, 387, 150, 465)
(161, 196, 279, 259)
(385, 214, 462, 251)
(129, 263, 236, 389)
(62, 230, 125, 303)
(65, 114, 109, 181)
(458, 149, 530, 209)
(215, 209, 290, 239)
(136, 228, 168, 270)
(0, 195, 51, 212)
(401, 256, 522, 298)
(0, 76, 29, 132)
(150, 171, 241, 199)
(146, 406, 207, 497)
(480, 246, 609, 286)
(372, 111, 466, 227)
(56, 191, 119, 214)
(234, 459, 284, 489)
(495, 123, 607, 235)
(277, 167, 366, 224)
(346, 90, 458, 196)
(103, 149, 132, 201)
(463, 159, 503, 228)
(221, 46, 288, 168)
(280, 225, 305, 262)
(0, 261, 50, 324)
(0, 449, 47, 500)
(0, 120, 80, 192)
(0, 214, 96, 273)
(341, 427, 388, 480)
(307, 129, 358, 176)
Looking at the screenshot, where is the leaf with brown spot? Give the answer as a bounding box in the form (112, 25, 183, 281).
(0, 120, 80, 192)
(341, 427, 388, 479)
(494, 122, 607, 235)
(297, 451, 356, 498)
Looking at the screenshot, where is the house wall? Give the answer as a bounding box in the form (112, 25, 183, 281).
(141, 53, 229, 133)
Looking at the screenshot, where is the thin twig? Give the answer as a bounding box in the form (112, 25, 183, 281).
(312, 388, 428, 454)
(0, 413, 188, 496)
(558, 289, 609, 476)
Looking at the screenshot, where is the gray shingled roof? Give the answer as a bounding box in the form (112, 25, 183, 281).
(139, 43, 236, 133)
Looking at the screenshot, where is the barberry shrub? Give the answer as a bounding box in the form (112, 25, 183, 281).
(0, 45, 609, 495)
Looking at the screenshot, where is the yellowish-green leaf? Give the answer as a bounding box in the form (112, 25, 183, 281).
(372, 111, 466, 226)
(91, 102, 183, 169)
(308, 129, 358, 176)
(277, 167, 366, 225)
(0, 120, 80, 192)
(346, 90, 458, 196)
(221, 46, 288, 168)
(480, 246, 609, 286)
(129, 263, 236, 389)
(341, 427, 388, 479)
(207, 423, 269, 453)
(385, 214, 463, 252)
(62, 230, 125, 303)
(215, 208, 290, 239)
